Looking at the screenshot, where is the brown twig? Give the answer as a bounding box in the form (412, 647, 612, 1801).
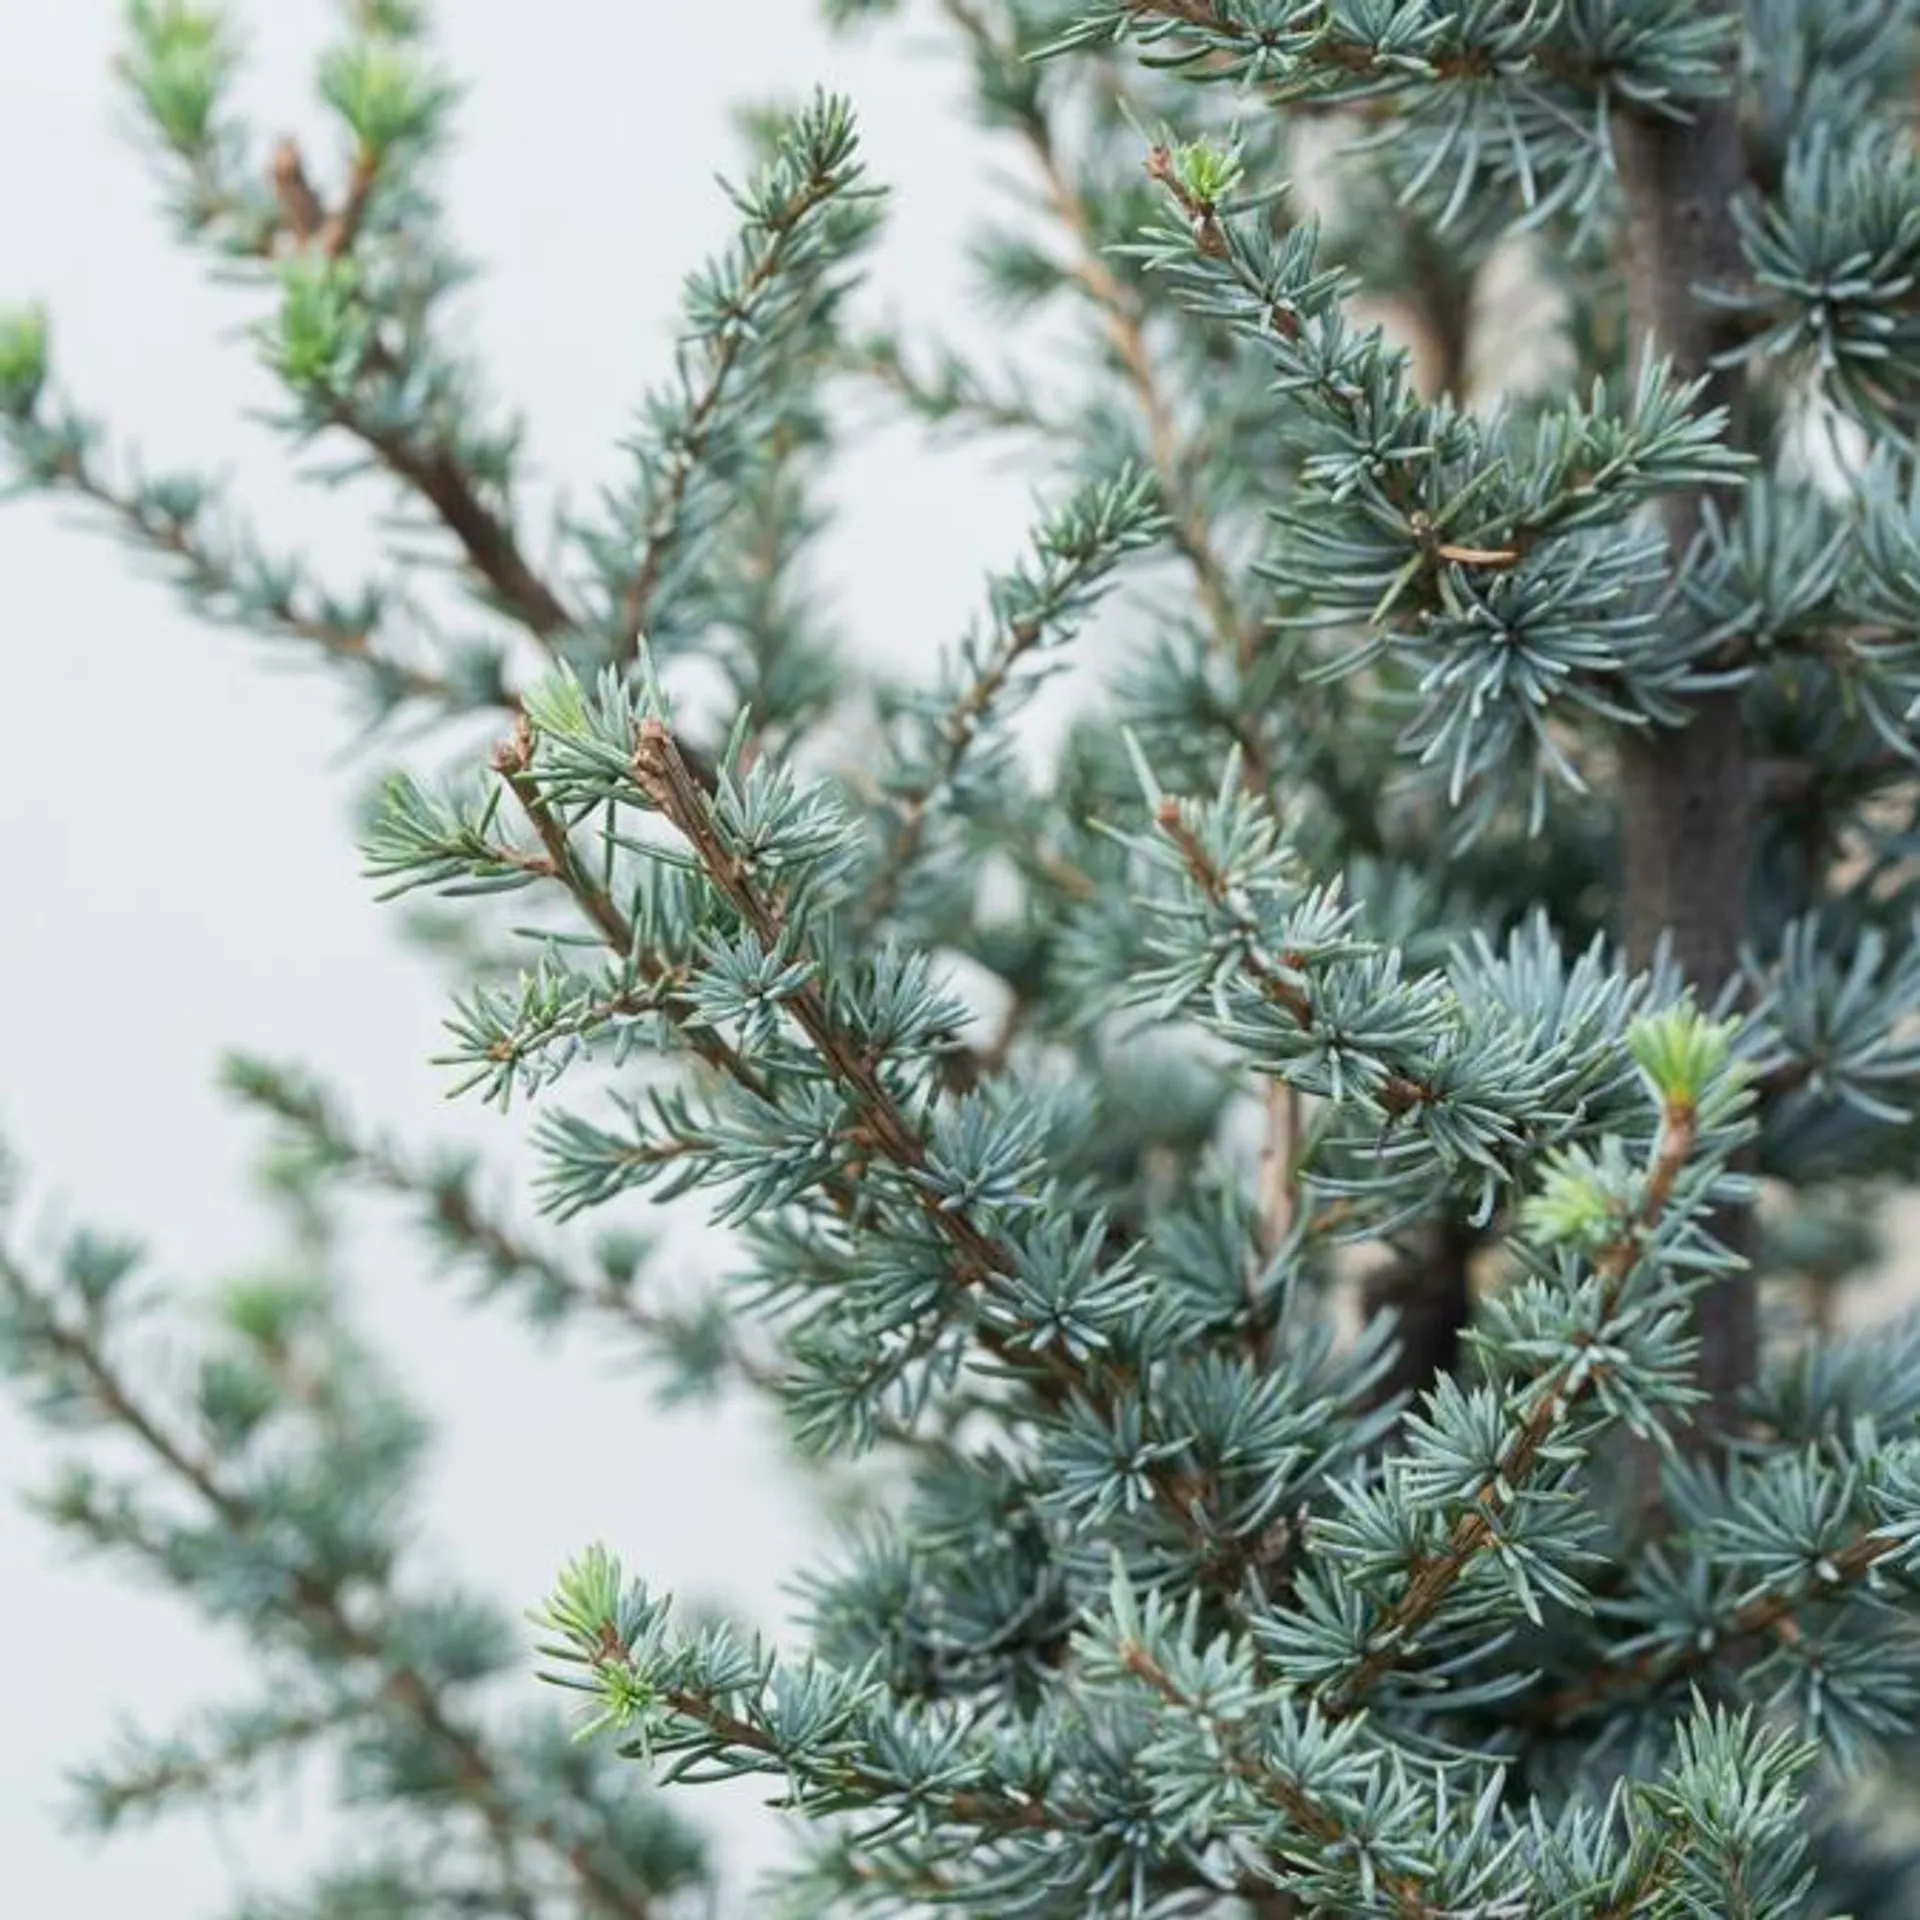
(256, 134, 579, 645)
(321, 148, 380, 260)
(629, 719, 1027, 1304)
(270, 138, 325, 246)
(1323, 1097, 1701, 1715)
(498, 717, 1349, 1578)
(1531, 1528, 1906, 1728)
(51, 457, 492, 712)
(940, 0, 1259, 667)
(85, 1700, 359, 1824)
(492, 723, 770, 1095)
(339, 388, 576, 640)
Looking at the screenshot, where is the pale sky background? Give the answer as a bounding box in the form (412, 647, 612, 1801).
(0, 3, 1036, 1909)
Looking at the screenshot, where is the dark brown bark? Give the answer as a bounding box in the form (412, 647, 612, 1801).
(1610, 28, 1757, 1432)
(1362, 1215, 1477, 1417)
(350, 412, 575, 640)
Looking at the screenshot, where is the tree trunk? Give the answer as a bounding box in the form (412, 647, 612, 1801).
(1362, 1215, 1477, 1418)
(1609, 25, 1757, 1433)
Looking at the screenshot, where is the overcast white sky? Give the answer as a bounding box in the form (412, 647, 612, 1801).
(0, 3, 1033, 1908)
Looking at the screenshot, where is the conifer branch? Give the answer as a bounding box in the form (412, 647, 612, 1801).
(0, 384, 500, 716)
(1078, 0, 1730, 124)
(492, 723, 772, 1097)
(224, 1056, 782, 1391)
(629, 717, 1033, 1303)
(75, 1699, 359, 1833)
(0, 1245, 660, 1920)
(118, 7, 581, 653)
(547, 1550, 1445, 1911)
(1153, 794, 1439, 1119)
(944, 0, 1258, 664)
(491, 717, 1138, 1438)
(841, 331, 1055, 439)
(613, 712, 1381, 1581)
(13, 10, 1920, 1911)
(1323, 1087, 1706, 1715)
(865, 467, 1160, 922)
(326, 375, 577, 641)
(1534, 1526, 1909, 1729)
(1116, 1638, 1446, 1920)
(606, 95, 875, 666)
(70, 450, 474, 707)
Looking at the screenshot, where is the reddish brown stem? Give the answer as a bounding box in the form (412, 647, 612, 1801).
(940, 0, 1256, 665)
(344, 399, 575, 639)
(1533, 1526, 1903, 1727)
(1326, 1100, 1698, 1714)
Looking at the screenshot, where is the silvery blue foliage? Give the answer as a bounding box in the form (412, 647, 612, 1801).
(4, 1, 1920, 1915)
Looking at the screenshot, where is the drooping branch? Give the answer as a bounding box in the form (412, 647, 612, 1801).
(0, 1246, 657, 1920)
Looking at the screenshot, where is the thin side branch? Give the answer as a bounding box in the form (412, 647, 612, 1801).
(941, 0, 1259, 664)
(1326, 1094, 1702, 1714)
(56, 454, 489, 711)
(1533, 1526, 1907, 1727)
